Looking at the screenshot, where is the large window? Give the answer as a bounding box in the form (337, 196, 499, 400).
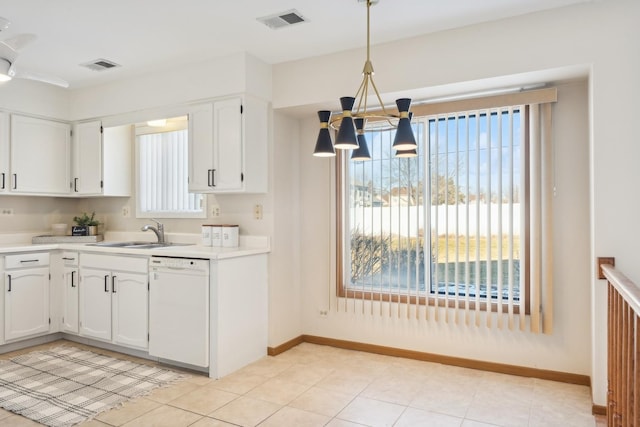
(338, 90, 555, 332)
(136, 116, 205, 218)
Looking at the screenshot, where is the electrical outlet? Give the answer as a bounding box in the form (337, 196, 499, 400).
(0, 208, 14, 216)
(122, 206, 130, 217)
(319, 309, 328, 317)
(254, 204, 263, 220)
(211, 204, 221, 217)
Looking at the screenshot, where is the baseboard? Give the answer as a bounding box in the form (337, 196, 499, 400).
(270, 334, 591, 386)
(267, 335, 304, 356)
(592, 404, 606, 416)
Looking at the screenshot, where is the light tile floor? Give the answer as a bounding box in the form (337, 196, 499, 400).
(0, 340, 605, 427)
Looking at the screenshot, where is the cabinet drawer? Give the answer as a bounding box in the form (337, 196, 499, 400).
(5, 252, 50, 269)
(80, 253, 147, 273)
(62, 252, 79, 267)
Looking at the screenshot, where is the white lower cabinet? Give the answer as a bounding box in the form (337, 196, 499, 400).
(79, 254, 148, 350)
(4, 253, 50, 341)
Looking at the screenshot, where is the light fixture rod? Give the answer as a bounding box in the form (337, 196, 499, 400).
(366, 0, 371, 64)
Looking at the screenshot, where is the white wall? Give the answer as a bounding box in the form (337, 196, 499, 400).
(273, 0, 638, 406)
(0, 79, 69, 120)
(68, 52, 270, 120)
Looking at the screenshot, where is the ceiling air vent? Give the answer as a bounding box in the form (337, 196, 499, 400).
(257, 9, 307, 30)
(80, 58, 121, 72)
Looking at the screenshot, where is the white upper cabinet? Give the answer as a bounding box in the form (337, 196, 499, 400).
(188, 96, 268, 194)
(72, 121, 131, 197)
(10, 114, 71, 195)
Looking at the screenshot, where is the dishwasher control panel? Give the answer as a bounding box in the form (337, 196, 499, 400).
(149, 256, 208, 271)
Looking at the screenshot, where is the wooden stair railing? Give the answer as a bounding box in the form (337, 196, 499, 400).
(603, 262, 640, 426)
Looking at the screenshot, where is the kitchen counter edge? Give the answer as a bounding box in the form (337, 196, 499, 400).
(0, 242, 270, 260)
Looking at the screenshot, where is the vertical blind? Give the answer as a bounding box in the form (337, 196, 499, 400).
(138, 129, 202, 214)
(340, 97, 555, 333)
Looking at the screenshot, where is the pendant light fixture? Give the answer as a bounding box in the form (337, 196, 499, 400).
(312, 0, 417, 159)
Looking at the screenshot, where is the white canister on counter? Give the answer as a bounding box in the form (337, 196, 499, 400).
(222, 225, 239, 248)
(211, 225, 223, 247)
(201, 225, 213, 246)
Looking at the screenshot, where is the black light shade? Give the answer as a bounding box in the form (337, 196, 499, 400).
(395, 149, 417, 158)
(334, 97, 359, 149)
(392, 98, 417, 150)
(313, 110, 335, 157)
(395, 111, 417, 158)
(351, 118, 371, 161)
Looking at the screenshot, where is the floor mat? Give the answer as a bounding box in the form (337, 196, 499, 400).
(0, 346, 184, 426)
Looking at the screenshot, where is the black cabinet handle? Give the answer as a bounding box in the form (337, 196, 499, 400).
(7, 275, 11, 292)
(74, 178, 78, 192)
(20, 259, 39, 264)
(104, 275, 109, 292)
(112, 275, 117, 293)
(71, 271, 76, 288)
(1, 173, 4, 189)
(207, 169, 213, 187)
(212, 169, 216, 187)
(12, 174, 16, 190)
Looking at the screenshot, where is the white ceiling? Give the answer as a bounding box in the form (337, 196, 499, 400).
(0, 0, 590, 89)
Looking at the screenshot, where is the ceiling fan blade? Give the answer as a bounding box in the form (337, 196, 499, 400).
(1, 33, 36, 51)
(0, 17, 11, 32)
(0, 41, 18, 63)
(11, 67, 69, 88)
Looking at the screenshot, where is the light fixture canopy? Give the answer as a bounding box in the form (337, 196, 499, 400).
(313, 0, 417, 159)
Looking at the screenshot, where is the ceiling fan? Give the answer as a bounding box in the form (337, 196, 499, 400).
(0, 17, 69, 88)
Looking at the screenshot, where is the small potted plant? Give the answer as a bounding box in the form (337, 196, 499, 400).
(72, 212, 100, 236)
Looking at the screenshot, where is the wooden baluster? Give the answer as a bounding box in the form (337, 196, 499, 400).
(609, 283, 615, 427)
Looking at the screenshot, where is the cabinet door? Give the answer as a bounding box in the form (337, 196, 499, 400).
(10, 115, 71, 194)
(102, 125, 132, 196)
(5, 268, 50, 341)
(61, 266, 79, 334)
(79, 267, 111, 341)
(188, 103, 214, 192)
(72, 121, 103, 195)
(212, 97, 243, 191)
(112, 272, 148, 349)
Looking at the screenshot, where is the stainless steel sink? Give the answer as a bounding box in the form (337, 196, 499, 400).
(88, 241, 193, 249)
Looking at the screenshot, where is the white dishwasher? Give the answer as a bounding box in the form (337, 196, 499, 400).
(149, 257, 209, 368)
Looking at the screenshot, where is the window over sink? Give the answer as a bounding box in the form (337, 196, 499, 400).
(135, 116, 206, 218)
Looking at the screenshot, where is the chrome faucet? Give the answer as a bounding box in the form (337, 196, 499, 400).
(141, 219, 165, 243)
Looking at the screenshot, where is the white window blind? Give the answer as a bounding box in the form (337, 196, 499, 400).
(137, 129, 204, 218)
(339, 93, 555, 333)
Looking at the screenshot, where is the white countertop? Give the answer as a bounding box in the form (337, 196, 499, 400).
(0, 233, 270, 260)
